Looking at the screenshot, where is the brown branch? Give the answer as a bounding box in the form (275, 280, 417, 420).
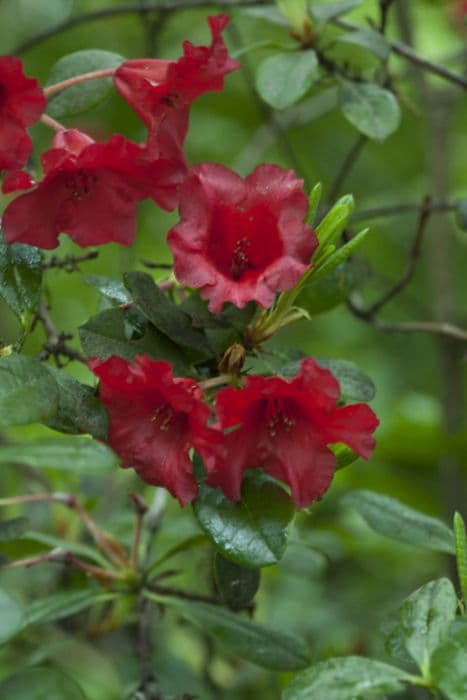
(35, 300, 85, 366)
(363, 195, 432, 317)
(12, 0, 270, 55)
(43, 250, 99, 272)
(371, 320, 467, 342)
(351, 200, 457, 222)
(334, 18, 467, 91)
(327, 134, 367, 204)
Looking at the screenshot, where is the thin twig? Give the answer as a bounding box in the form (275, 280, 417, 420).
(1, 548, 124, 581)
(351, 200, 457, 222)
(12, 0, 270, 55)
(129, 492, 148, 570)
(36, 300, 85, 365)
(44, 68, 116, 97)
(40, 114, 65, 132)
(363, 195, 432, 316)
(327, 134, 367, 204)
(43, 250, 99, 272)
(373, 320, 467, 342)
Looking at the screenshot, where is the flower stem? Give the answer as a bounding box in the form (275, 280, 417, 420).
(44, 67, 117, 97)
(199, 374, 232, 391)
(40, 113, 66, 132)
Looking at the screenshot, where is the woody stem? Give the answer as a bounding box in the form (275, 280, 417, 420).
(43, 67, 117, 97)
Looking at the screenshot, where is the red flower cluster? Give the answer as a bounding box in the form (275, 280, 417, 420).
(2, 129, 183, 248)
(89, 355, 378, 510)
(114, 14, 239, 162)
(1, 15, 238, 249)
(0, 56, 45, 172)
(168, 163, 318, 312)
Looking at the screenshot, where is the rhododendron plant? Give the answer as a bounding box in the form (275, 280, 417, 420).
(168, 162, 318, 312)
(205, 358, 379, 509)
(0, 56, 45, 172)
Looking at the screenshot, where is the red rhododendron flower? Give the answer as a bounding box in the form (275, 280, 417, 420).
(2, 129, 184, 249)
(167, 162, 318, 312)
(205, 358, 379, 509)
(114, 14, 239, 161)
(0, 56, 45, 172)
(89, 355, 219, 506)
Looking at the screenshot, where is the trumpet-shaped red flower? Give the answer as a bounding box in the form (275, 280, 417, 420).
(2, 129, 184, 249)
(89, 355, 218, 506)
(114, 14, 239, 161)
(205, 358, 379, 509)
(167, 163, 318, 312)
(0, 56, 45, 171)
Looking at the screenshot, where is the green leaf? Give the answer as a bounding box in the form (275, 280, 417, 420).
(0, 236, 42, 322)
(44, 366, 108, 439)
(0, 589, 24, 644)
(310, 227, 369, 284)
(276, 0, 309, 33)
(315, 195, 354, 254)
(84, 275, 131, 305)
(282, 656, 408, 699)
(342, 489, 455, 553)
(256, 51, 319, 110)
(79, 307, 191, 375)
(214, 553, 260, 609)
(154, 595, 309, 671)
(316, 357, 376, 402)
(0, 516, 29, 541)
(0, 355, 59, 427)
(0, 667, 87, 699)
(21, 531, 110, 568)
(454, 512, 467, 604)
(240, 6, 288, 26)
(47, 49, 124, 119)
(295, 261, 355, 315)
(0, 436, 117, 473)
(306, 182, 322, 225)
(431, 619, 467, 700)
(193, 471, 295, 568)
(309, 0, 363, 23)
(124, 271, 211, 357)
(339, 81, 401, 141)
(336, 28, 391, 60)
(20, 590, 117, 633)
(332, 443, 359, 470)
(395, 578, 457, 675)
(148, 534, 207, 574)
(455, 199, 467, 231)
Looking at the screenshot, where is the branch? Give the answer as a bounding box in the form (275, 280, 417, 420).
(12, 0, 270, 55)
(334, 18, 467, 91)
(351, 200, 457, 222)
(327, 134, 367, 204)
(35, 300, 85, 366)
(43, 250, 99, 272)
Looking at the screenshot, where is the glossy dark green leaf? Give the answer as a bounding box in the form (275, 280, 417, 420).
(193, 472, 295, 568)
(0, 236, 42, 321)
(282, 656, 408, 699)
(336, 28, 391, 60)
(0, 667, 87, 699)
(309, 0, 363, 22)
(0, 436, 117, 472)
(0, 589, 24, 644)
(124, 271, 211, 357)
(339, 80, 401, 141)
(45, 366, 108, 439)
(342, 489, 455, 553)
(47, 49, 124, 118)
(256, 50, 319, 110)
(159, 597, 309, 670)
(0, 516, 29, 541)
(0, 355, 59, 426)
(214, 553, 260, 609)
(431, 619, 467, 700)
(295, 261, 355, 315)
(84, 275, 131, 305)
(394, 578, 457, 674)
(316, 357, 376, 402)
(79, 307, 191, 375)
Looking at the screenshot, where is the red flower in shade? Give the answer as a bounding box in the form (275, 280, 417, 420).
(205, 358, 379, 509)
(89, 355, 219, 506)
(0, 56, 45, 172)
(2, 129, 184, 249)
(167, 162, 318, 313)
(114, 14, 239, 161)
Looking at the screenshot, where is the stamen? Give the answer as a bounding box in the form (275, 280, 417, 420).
(231, 237, 251, 279)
